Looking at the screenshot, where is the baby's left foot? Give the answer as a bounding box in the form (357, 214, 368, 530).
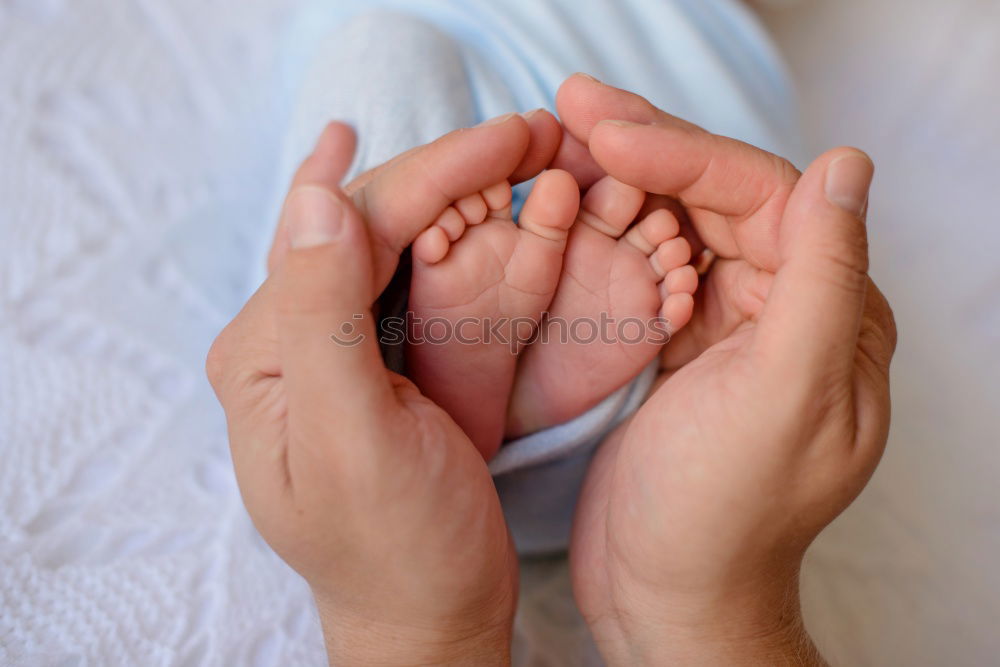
(407, 170, 580, 460)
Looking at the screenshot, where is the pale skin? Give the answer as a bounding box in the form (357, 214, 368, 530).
(273, 111, 699, 462)
(557, 74, 895, 664)
(406, 161, 699, 458)
(207, 75, 896, 665)
(405, 168, 582, 458)
(211, 116, 552, 664)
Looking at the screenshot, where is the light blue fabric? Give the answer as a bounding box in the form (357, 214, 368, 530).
(260, 0, 803, 554)
(276, 0, 800, 156)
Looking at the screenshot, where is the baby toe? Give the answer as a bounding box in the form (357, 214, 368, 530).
(624, 208, 681, 254)
(435, 206, 467, 241)
(664, 264, 699, 295)
(661, 292, 695, 334)
(650, 237, 692, 277)
(482, 180, 513, 213)
(455, 192, 488, 225)
(413, 225, 451, 264)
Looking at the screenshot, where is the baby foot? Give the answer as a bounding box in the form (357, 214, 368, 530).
(507, 176, 698, 436)
(407, 170, 580, 460)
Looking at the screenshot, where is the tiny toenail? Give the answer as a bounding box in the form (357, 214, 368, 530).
(575, 72, 602, 83)
(478, 112, 518, 127)
(521, 108, 544, 119)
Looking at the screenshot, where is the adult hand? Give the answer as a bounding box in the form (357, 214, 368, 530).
(206, 116, 550, 665)
(559, 76, 897, 665)
(266, 109, 566, 284)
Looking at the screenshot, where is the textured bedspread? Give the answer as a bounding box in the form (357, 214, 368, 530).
(0, 1, 328, 663)
(763, 2, 1000, 664)
(2, 0, 998, 665)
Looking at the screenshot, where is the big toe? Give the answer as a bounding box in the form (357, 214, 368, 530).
(517, 169, 580, 241)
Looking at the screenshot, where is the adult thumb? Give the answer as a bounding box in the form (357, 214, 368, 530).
(755, 148, 875, 379)
(276, 185, 394, 424)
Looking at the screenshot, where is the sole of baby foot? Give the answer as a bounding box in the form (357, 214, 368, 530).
(506, 176, 698, 437)
(407, 170, 580, 460)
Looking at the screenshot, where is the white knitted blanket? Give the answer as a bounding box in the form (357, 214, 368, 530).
(0, 1, 329, 663)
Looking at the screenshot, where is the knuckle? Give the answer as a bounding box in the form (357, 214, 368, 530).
(815, 230, 871, 279)
(866, 280, 899, 355)
(884, 302, 899, 353)
(811, 249, 869, 294)
(770, 152, 803, 194)
(205, 332, 230, 389)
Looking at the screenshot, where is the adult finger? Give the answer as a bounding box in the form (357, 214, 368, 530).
(558, 74, 799, 270)
(342, 108, 556, 194)
(356, 112, 532, 292)
(344, 109, 563, 197)
(589, 120, 798, 219)
(555, 73, 680, 138)
(509, 108, 565, 183)
(548, 129, 606, 190)
(588, 120, 798, 270)
(753, 148, 875, 380)
(268, 122, 358, 273)
(552, 73, 666, 189)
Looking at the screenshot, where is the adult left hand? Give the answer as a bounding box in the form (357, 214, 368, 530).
(207, 115, 551, 665)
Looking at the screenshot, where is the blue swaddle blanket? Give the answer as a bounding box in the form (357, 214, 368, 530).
(259, 0, 803, 554)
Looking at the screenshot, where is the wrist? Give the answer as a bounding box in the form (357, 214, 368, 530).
(632, 601, 821, 666)
(598, 571, 824, 666)
(314, 593, 513, 666)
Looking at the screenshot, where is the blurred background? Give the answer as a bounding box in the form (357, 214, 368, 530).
(1, 0, 997, 664)
(759, 1, 1000, 663)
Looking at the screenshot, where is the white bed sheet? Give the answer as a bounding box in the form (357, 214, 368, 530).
(1, 0, 998, 665)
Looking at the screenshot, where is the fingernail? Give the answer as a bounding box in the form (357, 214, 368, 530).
(825, 153, 874, 218)
(287, 187, 344, 248)
(521, 108, 544, 119)
(478, 112, 517, 127)
(599, 119, 640, 128)
(575, 72, 601, 83)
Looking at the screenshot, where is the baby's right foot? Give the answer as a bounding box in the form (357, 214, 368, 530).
(507, 176, 698, 436)
(406, 170, 580, 461)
